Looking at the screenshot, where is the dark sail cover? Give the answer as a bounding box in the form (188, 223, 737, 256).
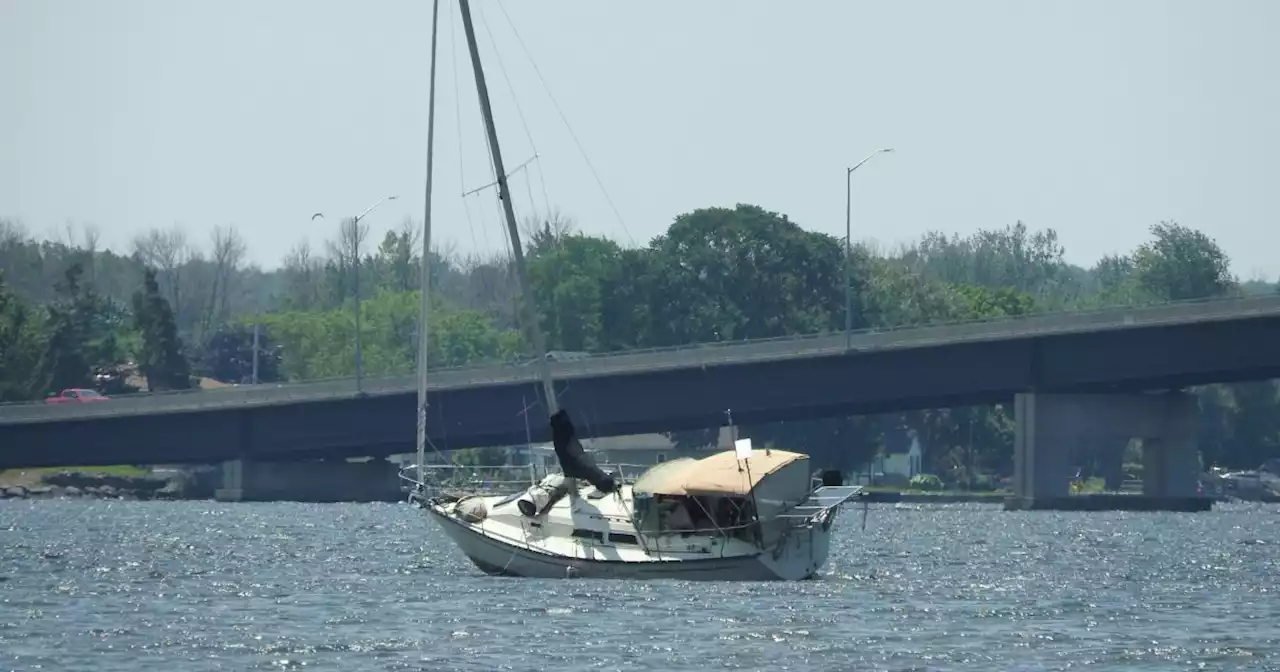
(550, 409, 618, 493)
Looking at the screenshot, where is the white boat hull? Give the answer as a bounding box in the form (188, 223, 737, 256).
(426, 502, 836, 581)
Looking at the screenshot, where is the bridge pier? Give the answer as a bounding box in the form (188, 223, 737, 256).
(1007, 392, 1208, 511)
(213, 457, 403, 503)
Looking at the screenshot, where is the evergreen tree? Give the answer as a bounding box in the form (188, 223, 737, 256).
(132, 268, 192, 391)
(0, 270, 43, 401)
(38, 264, 95, 393)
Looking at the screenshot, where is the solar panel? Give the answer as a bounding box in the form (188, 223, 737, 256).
(777, 485, 864, 518)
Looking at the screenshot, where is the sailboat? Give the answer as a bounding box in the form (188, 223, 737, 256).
(402, 0, 867, 580)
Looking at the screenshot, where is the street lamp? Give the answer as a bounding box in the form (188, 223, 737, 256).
(312, 194, 398, 393)
(845, 148, 893, 350)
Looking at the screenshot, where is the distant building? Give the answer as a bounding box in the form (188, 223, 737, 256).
(868, 428, 923, 480)
(509, 427, 736, 475)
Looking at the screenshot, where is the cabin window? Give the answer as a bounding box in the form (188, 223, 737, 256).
(655, 452, 667, 463)
(608, 532, 639, 545)
(571, 528, 603, 541)
(635, 494, 758, 540)
(647, 494, 758, 538)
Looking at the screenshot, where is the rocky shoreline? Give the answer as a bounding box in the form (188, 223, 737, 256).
(0, 468, 220, 502)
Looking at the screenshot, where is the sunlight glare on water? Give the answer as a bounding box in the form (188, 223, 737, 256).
(1, 500, 1278, 671)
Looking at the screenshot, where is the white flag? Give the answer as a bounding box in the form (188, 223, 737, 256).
(734, 437, 753, 460)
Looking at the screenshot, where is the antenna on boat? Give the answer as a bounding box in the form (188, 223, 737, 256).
(414, 0, 442, 494)
(726, 407, 765, 537)
(725, 409, 743, 473)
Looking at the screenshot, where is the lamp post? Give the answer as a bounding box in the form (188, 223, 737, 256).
(312, 194, 398, 393)
(845, 148, 894, 350)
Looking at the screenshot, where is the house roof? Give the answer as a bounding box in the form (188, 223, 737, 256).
(883, 427, 918, 455)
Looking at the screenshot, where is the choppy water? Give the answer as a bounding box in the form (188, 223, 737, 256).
(1, 500, 1278, 671)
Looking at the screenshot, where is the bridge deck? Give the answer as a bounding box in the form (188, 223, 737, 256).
(3, 295, 1278, 425)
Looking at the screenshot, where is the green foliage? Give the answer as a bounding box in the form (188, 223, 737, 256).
(1132, 221, 1236, 301)
(254, 290, 518, 381)
(908, 474, 944, 491)
(453, 446, 510, 467)
(197, 323, 282, 384)
(38, 264, 127, 394)
(0, 271, 43, 401)
(897, 222, 1077, 306)
(132, 268, 192, 391)
(0, 208, 1276, 476)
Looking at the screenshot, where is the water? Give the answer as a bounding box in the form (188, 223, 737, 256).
(1, 500, 1278, 671)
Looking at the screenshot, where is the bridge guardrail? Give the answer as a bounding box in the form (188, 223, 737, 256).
(3, 293, 1279, 424)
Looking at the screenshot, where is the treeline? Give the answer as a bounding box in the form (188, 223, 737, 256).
(1, 208, 1277, 478)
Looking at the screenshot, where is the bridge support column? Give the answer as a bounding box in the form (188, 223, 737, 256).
(213, 457, 403, 503)
(214, 460, 246, 502)
(1008, 392, 1207, 511)
(1142, 436, 1199, 498)
(1099, 438, 1128, 491)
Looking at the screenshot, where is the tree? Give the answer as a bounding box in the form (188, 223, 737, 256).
(647, 204, 846, 344)
(0, 270, 42, 401)
(1132, 221, 1235, 301)
(3, 207, 1275, 479)
(1223, 381, 1280, 469)
(132, 268, 192, 391)
(198, 323, 282, 384)
(897, 222, 1076, 305)
(527, 234, 624, 353)
(38, 263, 121, 394)
(453, 446, 510, 467)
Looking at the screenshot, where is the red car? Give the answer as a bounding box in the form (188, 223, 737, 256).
(44, 388, 111, 404)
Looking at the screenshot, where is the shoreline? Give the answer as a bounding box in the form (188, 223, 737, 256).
(3, 474, 1270, 506)
(864, 491, 1007, 504)
(0, 476, 1012, 505)
(0, 468, 218, 502)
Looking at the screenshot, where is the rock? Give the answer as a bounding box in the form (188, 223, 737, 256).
(63, 486, 82, 497)
(41, 471, 170, 494)
(25, 486, 52, 498)
(155, 480, 186, 500)
(3, 486, 28, 499)
(97, 485, 118, 499)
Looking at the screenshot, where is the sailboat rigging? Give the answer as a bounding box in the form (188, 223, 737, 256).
(414, 0, 441, 488)
(403, 0, 865, 581)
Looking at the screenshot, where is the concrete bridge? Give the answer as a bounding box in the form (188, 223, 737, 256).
(3, 295, 1280, 506)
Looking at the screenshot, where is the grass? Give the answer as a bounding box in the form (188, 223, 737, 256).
(863, 484, 1010, 496)
(0, 465, 150, 488)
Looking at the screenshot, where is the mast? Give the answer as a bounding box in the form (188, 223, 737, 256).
(416, 0, 442, 482)
(457, 0, 559, 416)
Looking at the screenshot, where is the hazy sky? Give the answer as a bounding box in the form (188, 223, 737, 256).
(3, 0, 1278, 278)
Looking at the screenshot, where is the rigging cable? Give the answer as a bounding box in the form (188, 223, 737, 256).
(449, 0, 483, 257)
(477, 1, 552, 219)
(494, 0, 635, 246)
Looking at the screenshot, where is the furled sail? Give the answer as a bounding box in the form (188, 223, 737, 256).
(550, 409, 618, 493)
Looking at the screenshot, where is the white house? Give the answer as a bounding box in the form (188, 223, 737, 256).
(869, 428, 923, 480)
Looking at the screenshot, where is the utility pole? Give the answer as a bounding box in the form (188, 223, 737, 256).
(844, 148, 894, 350)
(251, 321, 260, 384)
(312, 196, 398, 394)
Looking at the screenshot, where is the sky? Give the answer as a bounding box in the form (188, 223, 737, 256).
(2, 0, 1278, 279)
